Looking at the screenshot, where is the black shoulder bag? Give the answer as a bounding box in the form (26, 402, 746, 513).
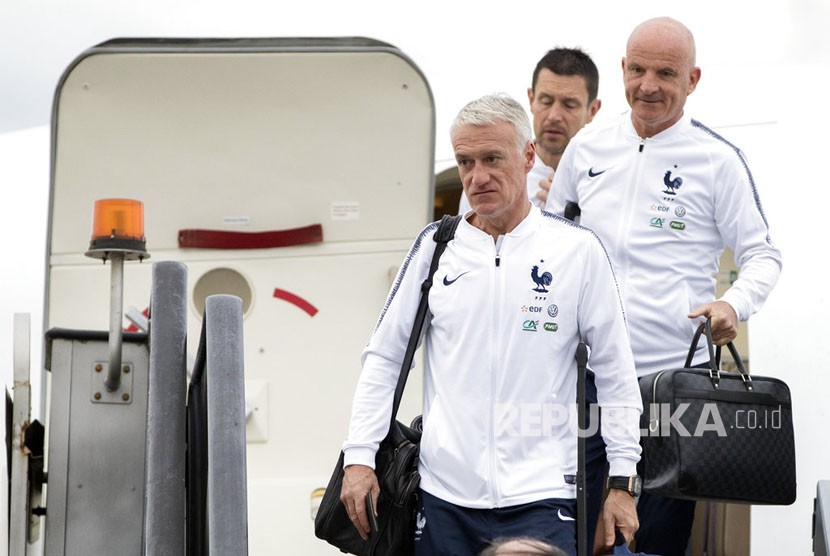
(638, 318, 796, 505)
(314, 214, 462, 555)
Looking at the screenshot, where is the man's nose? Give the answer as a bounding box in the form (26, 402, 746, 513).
(544, 104, 564, 123)
(639, 72, 659, 95)
(469, 164, 490, 186)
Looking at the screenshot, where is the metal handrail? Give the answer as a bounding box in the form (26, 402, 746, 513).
(186, 294, 248, 556)
(143, 261, 188, 556)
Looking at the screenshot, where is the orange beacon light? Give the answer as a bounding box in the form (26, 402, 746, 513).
(86, 198, 149, 260)
(85, 198, 150, 392)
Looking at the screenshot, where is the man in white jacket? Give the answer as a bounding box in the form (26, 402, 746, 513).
(546, 17, 782, 556)
(341, 94, 643, 556)
(459, 47, 602, 213)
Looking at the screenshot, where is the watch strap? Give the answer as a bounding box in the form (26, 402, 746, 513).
(607, 475, 640, 496)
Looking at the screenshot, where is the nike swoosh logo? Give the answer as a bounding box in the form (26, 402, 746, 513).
(442, 271, 470, 286)
(588, 167, 607, 177)
(557, 509, 575, 522)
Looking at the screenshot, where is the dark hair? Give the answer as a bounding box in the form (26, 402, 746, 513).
(531, 48, 599, 102)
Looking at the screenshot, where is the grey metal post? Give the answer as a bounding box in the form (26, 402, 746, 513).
(9, 313, 31, 556)
(105, 253, 125, 392)
(143, 261, 188, 556)
(205, 295, 249, 555)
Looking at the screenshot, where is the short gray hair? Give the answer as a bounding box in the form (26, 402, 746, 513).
(479, 536, 567, 556)
(450, 93, 532, 155)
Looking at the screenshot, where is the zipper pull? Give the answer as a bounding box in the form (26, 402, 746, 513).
(639, 138, 645, 153)
(494, 235, 504, 267)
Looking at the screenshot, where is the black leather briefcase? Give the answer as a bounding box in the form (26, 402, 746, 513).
(638, 319, 796, 505)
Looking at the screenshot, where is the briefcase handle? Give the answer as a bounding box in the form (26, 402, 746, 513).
(715, 342, 753, 391)
(684, 319, 753, 391)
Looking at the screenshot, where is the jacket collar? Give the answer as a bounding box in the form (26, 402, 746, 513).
(623, 111, 692, 143)
(459, 204, 540, 241)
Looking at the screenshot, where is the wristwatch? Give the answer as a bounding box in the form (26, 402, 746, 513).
(607, 475, 642, 497)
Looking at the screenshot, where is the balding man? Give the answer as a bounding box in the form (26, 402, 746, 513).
(546, 17, 782, 555)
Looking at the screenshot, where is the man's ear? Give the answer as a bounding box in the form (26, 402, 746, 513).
(524, 140, 536, 172)
(687, 67, 701, 96)
(587, 99, 602, 123)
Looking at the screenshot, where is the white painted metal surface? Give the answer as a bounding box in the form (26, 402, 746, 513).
(46, 38, 434, 554)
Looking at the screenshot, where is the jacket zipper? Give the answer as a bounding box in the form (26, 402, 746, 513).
(615, 138, 646, 302)
(489, 238, 502, 505)
(648, 370, 666, 435)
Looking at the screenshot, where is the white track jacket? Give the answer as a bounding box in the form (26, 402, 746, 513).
(343, 208, 642, 508)
(548, 112, 782, 377)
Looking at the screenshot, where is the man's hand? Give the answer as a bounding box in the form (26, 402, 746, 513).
(600, 488, 639, 549)
(340, 464, 379, 540)
(535, 171, 554, 206)
(688, 300, 738, 345)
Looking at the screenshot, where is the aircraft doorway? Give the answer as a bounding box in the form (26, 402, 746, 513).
(433, 165, 462, 220)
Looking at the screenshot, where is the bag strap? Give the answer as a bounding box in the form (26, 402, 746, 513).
(389, 214, 463, 423)
(684, 319, 717, 370)
(715, 341, 753, 391)
(575, 343, 588, 556)
(685, 318, 753, 391)
(684, 319, 720, 388)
